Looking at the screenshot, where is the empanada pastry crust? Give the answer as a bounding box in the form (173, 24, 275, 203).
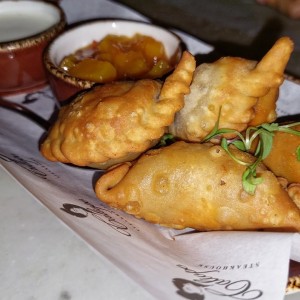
(95, 141, 300, 231)
(40, 51, 196, 169)
(287, 183, 300, 210)
(263, 124, 300, 184)
(169, 37, 294, 141)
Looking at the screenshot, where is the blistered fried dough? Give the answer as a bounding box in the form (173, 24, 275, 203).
(287, 184, 300, 210)
(95, 141, 300, 231)
(169, 37, 294, 142)
(249, 37, 294, 126)
(262, 124, 300, 183)
(40, 51, 196, 169)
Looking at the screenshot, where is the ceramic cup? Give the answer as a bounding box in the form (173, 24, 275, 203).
(0, 0, 66, 96)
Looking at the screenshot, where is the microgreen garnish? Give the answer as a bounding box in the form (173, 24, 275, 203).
(157, 111, 299, 194)
(242, 163, 263, 195)
(204, 111, 300, 194)
(157, 133, 176, 148)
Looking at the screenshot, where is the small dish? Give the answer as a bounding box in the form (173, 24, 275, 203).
(0, 0, 66, 96)
(43, 19, 183, 102)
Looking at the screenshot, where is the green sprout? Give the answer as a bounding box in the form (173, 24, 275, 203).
(156, 133, 176, 148)
(297, 145, 300, 161)
(204, 116, 300, 195)
(157, 109, 300, 195)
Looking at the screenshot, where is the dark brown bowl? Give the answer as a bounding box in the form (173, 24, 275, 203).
(43, 19, 183, 102)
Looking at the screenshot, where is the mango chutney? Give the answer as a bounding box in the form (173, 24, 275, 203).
(59, 34, 178, 82)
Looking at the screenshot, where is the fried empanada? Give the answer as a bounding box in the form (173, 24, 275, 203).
(262, 124, 300, 183)
(40, 51, 196, 169)
(287, 183, 300, 210)
(95, 141, 300, 231)
(169, 37, 294, 142)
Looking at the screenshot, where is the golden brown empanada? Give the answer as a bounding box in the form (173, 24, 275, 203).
(40, 51, 196, 169)
(262, 124, 300, 183)
(169, 37, 294, 142)
(95, 141, 300, 231)
(287, 183, 300, 210)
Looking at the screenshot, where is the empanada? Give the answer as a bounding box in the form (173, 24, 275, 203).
(40, 51, 196, 169)
(95, 141, 300, 231)
(287, 183, 300, 210)
(263, 124, 300, 183)
(169, 37, 294, 141)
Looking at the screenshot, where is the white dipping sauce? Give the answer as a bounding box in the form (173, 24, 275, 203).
(0, 1, 60, 43)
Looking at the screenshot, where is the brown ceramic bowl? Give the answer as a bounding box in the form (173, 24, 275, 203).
(0, 0, 66, 96)
(43, 19, 183, 102)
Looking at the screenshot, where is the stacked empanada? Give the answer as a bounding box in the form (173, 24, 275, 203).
(95, 141, 300, 231)
(261, 124, 300, 210)
(41, 51, 196, 169)
(169, 37, 294, 141)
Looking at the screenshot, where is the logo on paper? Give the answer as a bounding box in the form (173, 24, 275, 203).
(173, 278, 207, 300)
(0, 153, 59, 179)
(22, 87, 55, 104)
(60, 199, 140, 237)
(173, 264, 263, 299)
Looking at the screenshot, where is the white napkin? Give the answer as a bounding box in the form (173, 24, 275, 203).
(1, 1, 300, 299)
